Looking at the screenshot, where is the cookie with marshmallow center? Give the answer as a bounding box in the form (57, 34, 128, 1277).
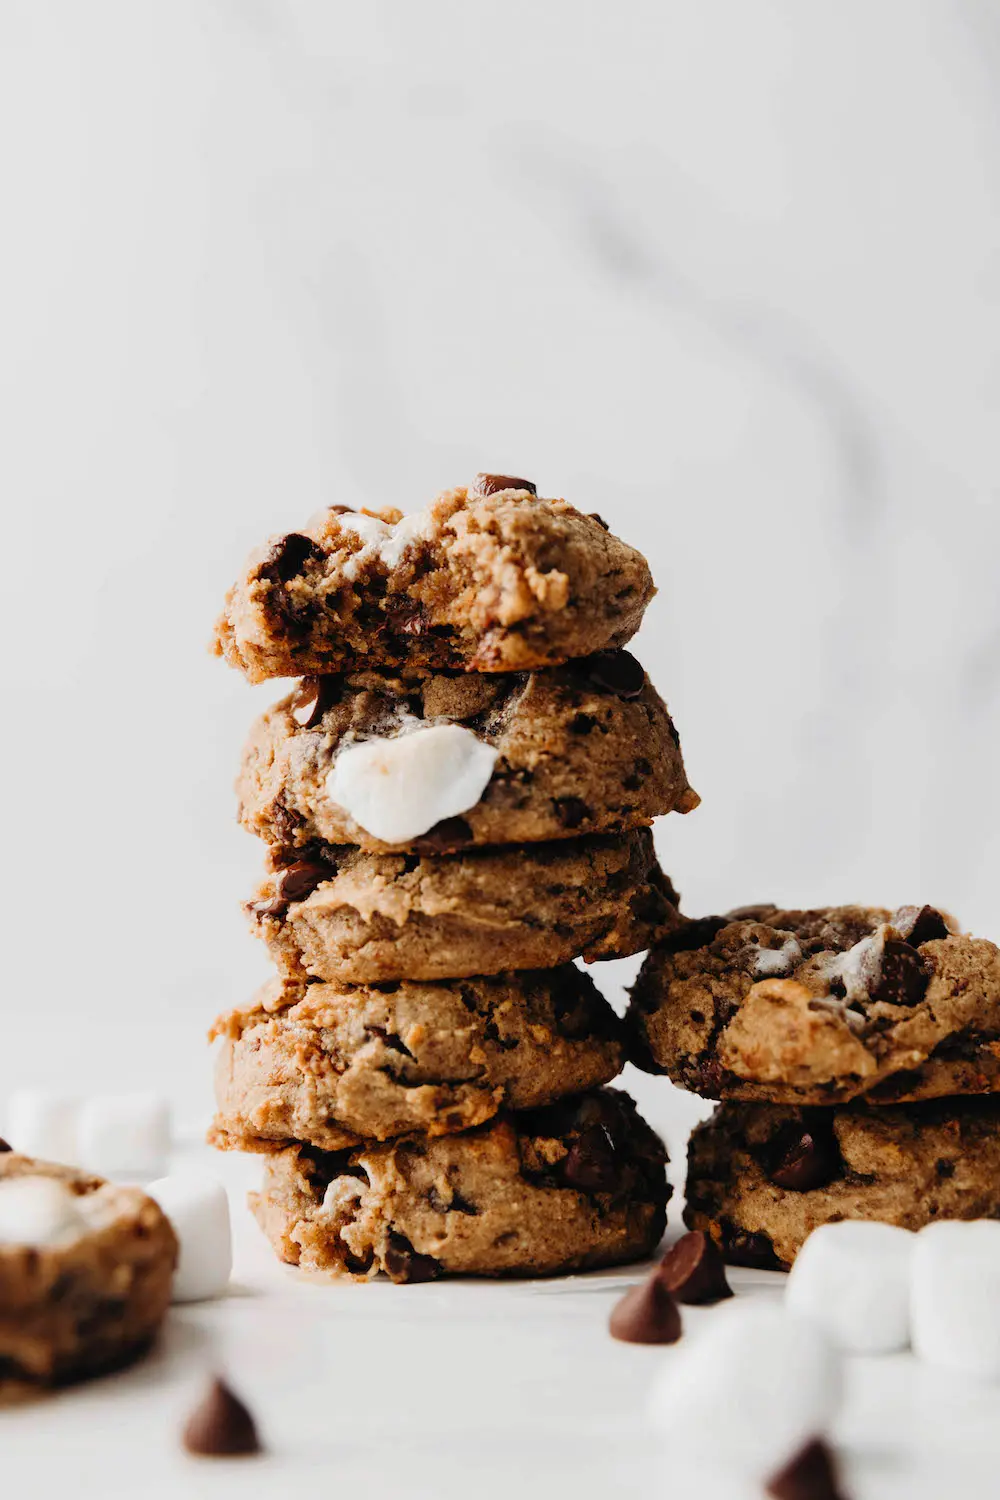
(0, 1153, 176, 1397)
(238, 657, 697, 854)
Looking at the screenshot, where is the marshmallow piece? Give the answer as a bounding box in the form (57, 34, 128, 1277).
(147, 1173, 232, 1302)
(786, 1220, 915, 1354)
(0, 1177, 88, 1245)
(78, 1093, 170, 1179)
(5, 1091, 80, 1163)
(325, 724, 499, 844)
(911, 1220, 1000, 1379)
(648, 1304, 842, 1478)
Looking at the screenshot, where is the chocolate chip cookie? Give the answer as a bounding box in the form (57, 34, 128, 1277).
(210, 967, 625, 1153)
(238, 655, 698, 855)
(628, 904, 1000, 1104)
(213, 480, 655, 682)
(250, 1089, 669, 1279)
(685, 1097, 1000, 1269)
(0, 1154, 177, 1398)
(247, 830, 683, 984)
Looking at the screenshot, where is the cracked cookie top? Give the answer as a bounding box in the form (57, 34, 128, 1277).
(629, 904, 1000, 1105)
(213, 481, 655, 681)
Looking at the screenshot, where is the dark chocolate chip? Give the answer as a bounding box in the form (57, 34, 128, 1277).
(387, 600, 429, 637)
(766, 1438, 847, 1500)
(413, 816, 474, 853)
(935, 1157, 956, 1179)
(588, 512, 611, 531)
(766, 1122, 840, 1193)
(250, 897, 287, 920)
(868, 939, 930, 1007)
(427, 1186, 478, 1216)
(275, 861, 328, 903)
(657, 915, 730, 955)
(260, 532, 321, 585)
(182, 1376, 262, 1458)
(718, 1223, 786, 1271)
(581, 648, 646, 699)
(470, 473, 537, 497)
(609, 1273, 682, 1345)
(289, 677, 331, 729)
(0, 1138, 11, 1153)
(658, 1231, 733, 1305)
(563, 1123, 621, 1193)
(553, 795, 589, 829)
(383, 1231, 441, 1284)
(892, 904, 950, 947)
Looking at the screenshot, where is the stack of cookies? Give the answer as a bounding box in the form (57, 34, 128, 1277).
(210, 474, 700, 1280)
(627, 902, 1000, 1267)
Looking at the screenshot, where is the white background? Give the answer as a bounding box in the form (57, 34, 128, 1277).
(1, 0, 998, 1144)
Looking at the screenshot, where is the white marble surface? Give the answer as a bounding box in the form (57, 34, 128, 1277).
(0, 8, 998, 1483)
(3, 1141, 1000, 1499)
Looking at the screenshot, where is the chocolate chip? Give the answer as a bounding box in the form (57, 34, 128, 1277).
(869, 939, 930, 1007)
(470, 473, 537, 497)
(427, 1186, 478, 1216)
(413, 816, 474, 853)
(892, 904, 950, 946)
(383, 1231, 441, 1284)
(260, 532, 321, 585)
(0, 1139, 10, 1153)
(658, 1231, 733, 1305)
(588, 512, 610, 531)
(182, 1376, 262, 1458)
(563, 1123, 621, 1193)
(289, 677, 331, 729)
(718, 1223, 785, 1271)
(275, 861, 328, 903)
(581, 648, 645, 699)
(766, 1121, 840, 1193)
(658, 915, 730, 954)
(554, 795, 589, 829)
(935, 1157, 956, 1179)
(609, 1273, 682, 1345)
(249, 897, 287, 920)
(766, 1438, 846, 1500)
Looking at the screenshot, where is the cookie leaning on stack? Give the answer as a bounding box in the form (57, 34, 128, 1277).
(211, 474, 698, 1279)
(627, 902, 1000, 1267)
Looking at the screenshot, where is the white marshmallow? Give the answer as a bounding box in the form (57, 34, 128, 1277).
(78, 1093, 170, 1179)
(325, 724, 499, 844)
(147, 1173, 232, 1302)
(0, 1177, 89, 1245)
(338, 508, 434, 578)
(647, 1304, 842, 1478)
(911, 1220, 1000, 1379)
(5, 1091, 80, 1163)
(786, 1220, 916, 1353)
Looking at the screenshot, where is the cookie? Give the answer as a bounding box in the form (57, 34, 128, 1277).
(249, 1089, 669, 1279)
(210, 967, 625, 1153)
(685, 1097, 1000, 1270)
(238, 656, 698, 855)
(247, 830, 683, 984)
(0, 1155, 177, 1398)
(628, 904, 1000, 1104)
(213, 482, 655, 682)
